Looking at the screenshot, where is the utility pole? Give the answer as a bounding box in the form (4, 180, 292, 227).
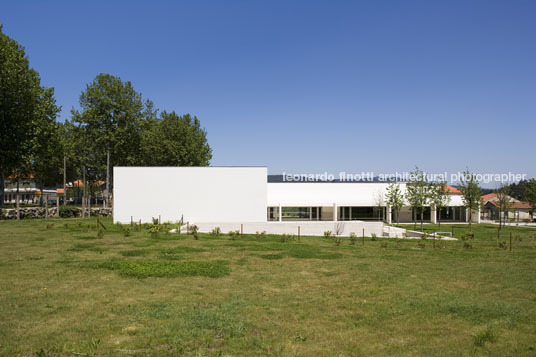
(105, 150, 110, 208)
(82, 166, 86, 218)
(63, 156, 66, 206)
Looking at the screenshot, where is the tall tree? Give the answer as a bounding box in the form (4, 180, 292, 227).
(458, 169, 482, 231)
(385, 182, 404, 226)
(524, 179, 536, 221)
(67, 73, 157, 200)
(430, 179, 451, 230)
(141, 111, 212, 166)
(25, 87, 62, 203)
(0, 25, 43, 211)
(405, 167, 431, 231)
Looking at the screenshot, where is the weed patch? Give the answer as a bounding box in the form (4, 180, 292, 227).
(86, 259, 231, 278)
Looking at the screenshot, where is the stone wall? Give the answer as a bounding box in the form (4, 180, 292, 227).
(0, 207, 112, 220)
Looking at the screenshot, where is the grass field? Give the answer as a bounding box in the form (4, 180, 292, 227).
(1, 218, 536, 356)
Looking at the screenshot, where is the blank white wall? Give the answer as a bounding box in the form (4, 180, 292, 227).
(113, 167, 267, 223)
(267, 182, 397, 206)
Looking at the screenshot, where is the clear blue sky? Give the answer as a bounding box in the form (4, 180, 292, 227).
(2, 0, 535, 184)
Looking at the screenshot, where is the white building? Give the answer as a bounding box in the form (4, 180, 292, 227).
(113, 167, 477, 236)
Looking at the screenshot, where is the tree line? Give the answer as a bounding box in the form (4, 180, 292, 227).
(0, 25, 212, 210)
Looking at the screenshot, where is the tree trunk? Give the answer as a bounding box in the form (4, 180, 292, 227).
(105, 150, 110, 208)
(468, 207, 472, 231)
(0, 162, 4, 215)
(420, 207, 424, 231)
(63, 156, 66, 206)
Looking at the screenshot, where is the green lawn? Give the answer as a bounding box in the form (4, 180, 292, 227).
(1, 218, 536, 356)
(395, 222, 536, 242)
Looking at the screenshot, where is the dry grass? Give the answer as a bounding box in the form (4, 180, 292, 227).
(1, 218, 536, 356)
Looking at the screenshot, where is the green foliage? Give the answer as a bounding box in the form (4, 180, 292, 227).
(89, 259, 230, 278)
(349, 232, 357, 245)
(59, 206, 79, 218)
(255, 230, 266, 239)
(120, 249, 150, 257)
(280, 234, 295, 243)
(525, 179, 536, 215)
(371, 233, 377, 241)
(121, 226, 131, 237)
(149, 224, 161, 234)
(228, 230, 240, 240)
(140, 111, 212, 166)
(323, 230, 332, 239)
(429, 179, 451, 228)
(66, 73, 157, 184)
(333, 236, 342, 246)
(386, 183, 405, 225)
(405, 166, 432, 229)
(210, 227, 221, 237)
(0, 26, 61, 206)
(458, 169, 483, 231)
(189, 224, 199, 240)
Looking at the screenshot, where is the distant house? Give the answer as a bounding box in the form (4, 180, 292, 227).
(3, 174, 56, 204)
(481, 193, 532, 221)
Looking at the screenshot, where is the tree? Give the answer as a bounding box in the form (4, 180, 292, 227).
(496, 184, 513, 229)
(458, 169, 482, 231)
(405, 167, 431, 231)
(0, 25, 45, 212)
(25, 87, 62, 203)
(386, 182, 404, 226)
(524, 179, 536, 220)
(140, 111, 212, 166)
(430, 179, 451, 230)
(67, 73, 157, 202)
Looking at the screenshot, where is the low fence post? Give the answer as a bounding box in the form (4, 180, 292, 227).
(45, 195, 48, 219)
(56, 195, 60, 217)
(362, 228, 365, 246)
(510, 232, 512, 251)
(298, 226, 300, 242)
(241, 223, 243, 234)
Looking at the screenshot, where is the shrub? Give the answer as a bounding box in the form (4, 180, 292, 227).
(228, 230, 240, 240)
(280, 234, 295, 243)
(46, 223, 54, 229)
(255, 230, 266, 239)
(59, 206, 79, 218)
(149, 224, 161, 236)
(333, 236, 342, 246)
(349, 232, 357, 245)
(371, 233, 377, 241)
(97, 229, 104, 239)
(462, 232, 475, 241)
(464, 242, 472, 249)
(381, 242, 388, 248)
(189, 225, 199, 240)
(498, 241, 507, 250)
(211, 227, 221, 237)
(122, 226, 131, 237)
(323, 231, 332, 239)
(417, 242, 425, 249)
(152, 217, 159, 225)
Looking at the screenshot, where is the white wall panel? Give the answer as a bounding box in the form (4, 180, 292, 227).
(113, 167, 267, 223)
